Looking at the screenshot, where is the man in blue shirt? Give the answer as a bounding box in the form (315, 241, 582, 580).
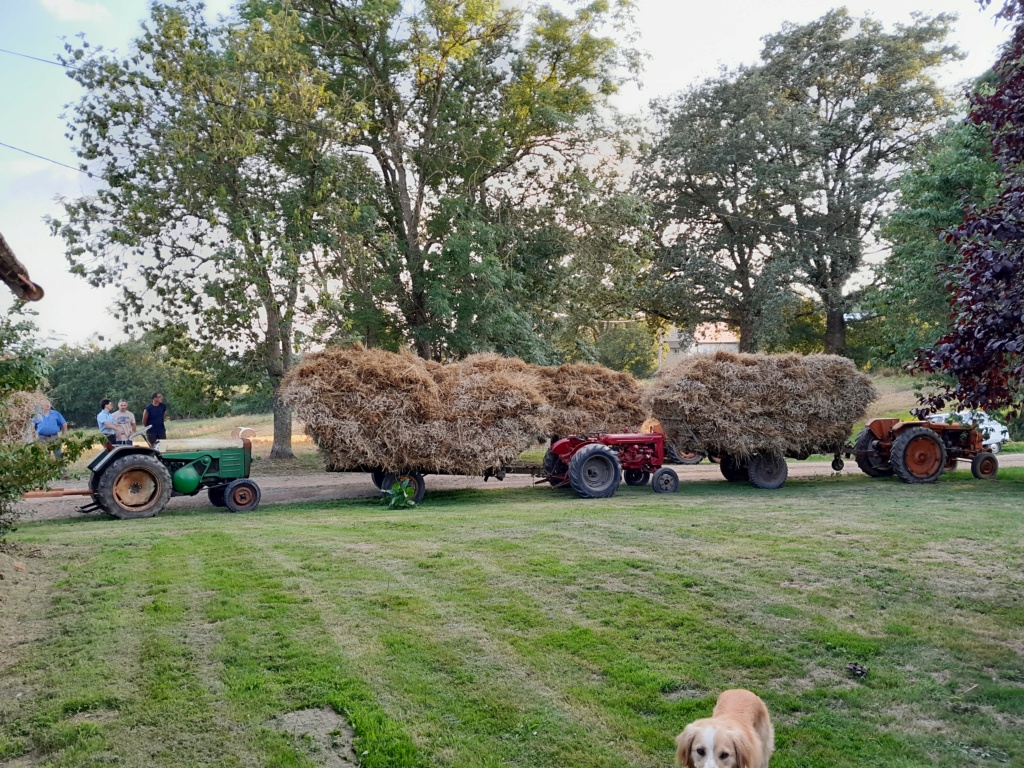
(33, 399, 68, 458)
(97, 399, 116, 443)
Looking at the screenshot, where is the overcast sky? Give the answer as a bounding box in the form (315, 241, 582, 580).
(0, 0, 1013, 345)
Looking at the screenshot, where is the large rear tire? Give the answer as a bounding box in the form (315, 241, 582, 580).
(971, 452, 998, 480)
(747, 454, 788, 489)
(854, 428, 894, 478)
(567, 443, 622, 499)
(96, 453, 173, 519)
(719, 455, 748, 482)
(891, 427, 946, 484)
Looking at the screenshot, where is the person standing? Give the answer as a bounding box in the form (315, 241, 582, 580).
(110, 400, 136, 445)
(142, 392, 168, 446)
(97, 399, 116, 442)
(33, 399, 68, 458)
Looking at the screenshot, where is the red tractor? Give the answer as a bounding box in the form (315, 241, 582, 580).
(542, 432, 680, 498)
(852, 418, 998, 484)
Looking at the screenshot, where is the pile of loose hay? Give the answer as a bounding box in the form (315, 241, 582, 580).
(0, 391, 47, 445)
(644, 352, 877, 459)
(281, 348, 646, 475)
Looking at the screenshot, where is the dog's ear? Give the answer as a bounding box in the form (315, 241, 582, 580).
(675, 724, 698, 768)
(730, 731, 754, 768)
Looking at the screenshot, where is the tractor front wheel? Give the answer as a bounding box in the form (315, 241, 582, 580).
(719, 455, 748, 482)
(568, 444, 621, 499)
(854, 428, 894, 478)
(224, 479, 262, 512)
(96, 453, 173, 519)
(651, 467, 679, 493)
(971, 452, 999, 480)
(208, 485, 227, 507)
(891, 427, 946, 484)
(747, 454, 788, 490)
(624, 469, 650, 486)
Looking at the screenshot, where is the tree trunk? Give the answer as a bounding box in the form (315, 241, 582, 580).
(269, 388, 294, 459)
(737, 318, 757, 352)
(824, 309, 846, 354)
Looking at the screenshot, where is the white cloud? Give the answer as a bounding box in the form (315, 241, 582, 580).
(39, 0, 111, 23)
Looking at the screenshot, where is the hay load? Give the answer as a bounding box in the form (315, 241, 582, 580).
(460, 354, 647, 436)
(281, 347, 647, 475)
(644, 352, 877, 459)
(280, 346, 548, 475)
(1, 390, 47, 444)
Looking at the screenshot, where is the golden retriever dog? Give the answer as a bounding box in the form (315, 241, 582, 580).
(675, 689, 774, 768)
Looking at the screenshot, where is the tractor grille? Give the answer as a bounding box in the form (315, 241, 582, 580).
(219, 453, 244, 477)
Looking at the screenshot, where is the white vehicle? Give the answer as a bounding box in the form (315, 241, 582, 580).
(926, 411, 1011, 453)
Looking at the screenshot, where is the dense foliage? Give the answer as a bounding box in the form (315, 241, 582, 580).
(915, 0, 1024, 412)
(0, 308, 96, 539)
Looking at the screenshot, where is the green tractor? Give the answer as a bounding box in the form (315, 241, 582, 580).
(82, 434, 262, 519)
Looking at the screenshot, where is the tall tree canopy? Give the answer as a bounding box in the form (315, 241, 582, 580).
(51, 0, 641, 456)
(916, 0, 1024, 411)
(640, 9, 958, 354)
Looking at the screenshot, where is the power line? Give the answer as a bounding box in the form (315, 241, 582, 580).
(0, 141, 92, 176)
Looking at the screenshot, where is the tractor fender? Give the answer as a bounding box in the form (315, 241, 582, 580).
(89, 445, 160, 477)
(550, 436, 594, 464)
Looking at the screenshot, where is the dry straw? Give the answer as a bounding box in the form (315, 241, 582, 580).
(644, 352, 877, 459)
(0, 390, 48, 444)
(280, 347, 646, 475)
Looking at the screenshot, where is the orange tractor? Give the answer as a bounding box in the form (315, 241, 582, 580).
(851, 418, 998, 484)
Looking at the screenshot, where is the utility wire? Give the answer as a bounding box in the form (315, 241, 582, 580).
(0, 140, 92, 176)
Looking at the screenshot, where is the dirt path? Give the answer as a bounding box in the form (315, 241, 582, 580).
(18, 453, 1024, 523)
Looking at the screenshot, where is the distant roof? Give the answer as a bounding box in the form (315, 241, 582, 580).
(0, 231, 44, 301)
(693, 322, 738, 345)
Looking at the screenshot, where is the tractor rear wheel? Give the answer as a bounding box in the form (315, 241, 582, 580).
(542, 449, 569, 487)
(568, 443, 621, 499)
(971, 452, 999, 480)
(891, 427, 947, 484)
(224, 479, 261, 512)
(719, 455, 748, 482)
(208, 485, 227, 507)
(651, 467, 679, 494)
(747, 454, 788, 489)
(624, 469, 650, 486)
(854, 428, 894, 478)
(96, 453, 173, 519)
(381, 471, 427, 504)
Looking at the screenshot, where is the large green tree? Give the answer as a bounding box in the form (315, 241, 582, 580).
(51, 4, 362, 458)
(872, 120, 998, 364)
(762, 9, 959, 353)
(638, 69, 800, 351)
(267, 0, 643, 361)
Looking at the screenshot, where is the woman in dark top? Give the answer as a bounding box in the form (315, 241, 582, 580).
(142, 392, 168, 445)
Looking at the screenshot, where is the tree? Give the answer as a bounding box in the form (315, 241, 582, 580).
(0, 308, 95, 539)
(872, 120, 998, 365)
(592, 322, 658, 378)
(637, 69, 801, 351)
(916, 0, 1024, 412)
(260, 0, 642, 362)
(764, 9, 958, 353)
(51, 4, 362, 458)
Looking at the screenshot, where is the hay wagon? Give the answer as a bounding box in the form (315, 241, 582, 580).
(367, 430, 681, 502)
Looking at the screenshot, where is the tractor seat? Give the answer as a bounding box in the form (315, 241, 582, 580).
(156, 438, 247, 452)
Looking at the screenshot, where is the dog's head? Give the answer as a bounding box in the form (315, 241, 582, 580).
(675, 721, 755, 768)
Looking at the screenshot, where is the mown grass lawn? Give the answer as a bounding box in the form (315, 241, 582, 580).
(2, 470, 1022, 768)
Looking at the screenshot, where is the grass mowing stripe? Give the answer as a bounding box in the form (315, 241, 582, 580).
(181, 530, 423, 768)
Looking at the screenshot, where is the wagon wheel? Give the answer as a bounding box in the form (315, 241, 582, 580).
(370, 468, 387, 490)
(567, 443, 622, 499)
(381, 471, 427, 504)
(676, 449, 703, 465)
(719, 455, 748, 482)
(853, 428, 894, 478)
(747, 454, 788, 490)
(971, 452, 998, 480)
(224, 479, 262, 512)
(624, 469, 650, 486)
(651, 467, 679, 494)
(890, 427, 946, 484)
(96, 453, 172, 519)
(542, 449, 569, 487)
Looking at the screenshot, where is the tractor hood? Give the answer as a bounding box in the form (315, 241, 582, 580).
(156, 438, 247, 452)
